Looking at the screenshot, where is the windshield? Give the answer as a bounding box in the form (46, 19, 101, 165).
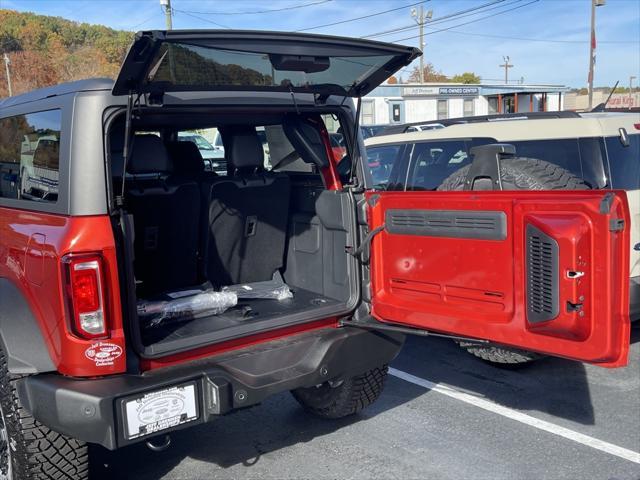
(147, 43, 398, 94)
(179, 134, 214, 150)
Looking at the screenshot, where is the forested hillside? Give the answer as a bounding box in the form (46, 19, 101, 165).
(0, 9, 132, 98)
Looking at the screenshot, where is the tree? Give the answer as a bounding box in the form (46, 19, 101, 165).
(408, 62, 448, 83)
(386, 75, 398, 84)
(451, 72, 481, 84)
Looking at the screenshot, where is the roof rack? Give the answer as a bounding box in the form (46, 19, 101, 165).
(376, 111, 582, 137)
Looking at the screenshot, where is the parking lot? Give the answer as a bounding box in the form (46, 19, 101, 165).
(93, 323, 640, 480)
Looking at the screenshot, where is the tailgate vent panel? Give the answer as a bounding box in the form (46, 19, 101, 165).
(526, 224, 559, 324)
(386, 209, 507, 240)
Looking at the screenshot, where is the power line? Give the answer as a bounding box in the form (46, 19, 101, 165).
(433, 28, 639, 44)
(389, 0, 540, 43)
(175, 0, 332, 16)
(295, 1, 428, 33)
(173, 9, 231, 28)
(361, 0, 511, 39)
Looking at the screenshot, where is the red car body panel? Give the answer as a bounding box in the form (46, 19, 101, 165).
(0, 208, 126, 377)
(367, 190, 630, 367)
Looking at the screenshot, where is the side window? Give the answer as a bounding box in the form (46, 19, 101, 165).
(605, 133, 640, 190)
(0, 109, 62, 203)
(366, 145, 403, 188)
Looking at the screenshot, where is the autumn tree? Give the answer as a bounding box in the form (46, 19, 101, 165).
(407, 62, 449, 83)
(386, 75, 398, 84)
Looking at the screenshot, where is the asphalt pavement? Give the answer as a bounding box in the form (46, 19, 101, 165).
(93, 323, 640, 480)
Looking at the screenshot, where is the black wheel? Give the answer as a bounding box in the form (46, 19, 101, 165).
(291, 366, 388, 419)
(439, 157, 589, 366)
(0, 348, 88, 480)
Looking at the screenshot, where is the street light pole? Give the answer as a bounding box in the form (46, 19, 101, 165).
(630, 75, 637, 109)
(3, 53, 12, 97)
(587, 0, 605, 110)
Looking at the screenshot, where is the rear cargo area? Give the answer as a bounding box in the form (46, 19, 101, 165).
(108, 110, 357, 357)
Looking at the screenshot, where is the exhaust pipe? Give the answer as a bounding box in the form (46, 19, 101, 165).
(146, 434, 171, 452)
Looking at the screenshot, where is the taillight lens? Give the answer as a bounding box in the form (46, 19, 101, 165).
(64, 255, 108, 338)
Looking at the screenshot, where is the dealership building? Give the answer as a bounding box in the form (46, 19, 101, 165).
(361, 83, 568, 125)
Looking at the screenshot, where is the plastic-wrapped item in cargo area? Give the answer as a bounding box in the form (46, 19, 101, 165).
(138, 290, 237, 328)
(222, 273, 293, 301)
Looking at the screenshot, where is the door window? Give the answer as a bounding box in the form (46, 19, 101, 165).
(0, 109, 61, 203)
(605, 133, 640, 190)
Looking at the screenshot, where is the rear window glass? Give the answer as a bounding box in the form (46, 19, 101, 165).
(404, 138, 495, 191)
(605, 133, 640, 190)
(149, 43, 397, 93)
(0, 109, 62, 203)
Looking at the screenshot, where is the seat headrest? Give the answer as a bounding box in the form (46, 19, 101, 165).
(223, 127, 264, 171)
(166, 141, 205, 175)
(127, 135, 173, 174)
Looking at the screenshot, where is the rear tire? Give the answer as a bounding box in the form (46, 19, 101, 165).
(291, 366, 388, 419)
(439, 157, 589, 366)
(0, 348, 88, 480)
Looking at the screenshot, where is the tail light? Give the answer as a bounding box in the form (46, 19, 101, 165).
(63, 254, 108, 339)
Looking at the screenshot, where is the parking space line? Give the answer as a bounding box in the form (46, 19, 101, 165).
(389, 367, 640, 465)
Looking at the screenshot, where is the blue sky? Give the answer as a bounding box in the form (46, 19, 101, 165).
(3, 0, 639, 87)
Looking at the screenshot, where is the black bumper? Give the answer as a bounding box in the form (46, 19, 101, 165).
(16, 326, 403, 450)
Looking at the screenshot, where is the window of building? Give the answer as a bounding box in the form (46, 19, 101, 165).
(437, 100, 448, 120)
(463, 99, 474, 117)
(488, 97, 498, 114)
(0, 109, 62, 203)
(361, 100, 375, 125)
(605, 133, 640, 190)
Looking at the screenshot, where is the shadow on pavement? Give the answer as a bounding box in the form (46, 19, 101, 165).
(392, 322, 640, 427)
(90, 371, 423, 479)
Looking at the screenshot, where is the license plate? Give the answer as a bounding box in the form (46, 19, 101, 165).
(123, 382, 198, 440)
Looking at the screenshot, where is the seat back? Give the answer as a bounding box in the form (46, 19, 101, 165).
(125, 135, 201, 295)
(203, 127, 290, 286)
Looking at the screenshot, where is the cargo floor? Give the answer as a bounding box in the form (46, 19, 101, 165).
(141, 288, 342, 351)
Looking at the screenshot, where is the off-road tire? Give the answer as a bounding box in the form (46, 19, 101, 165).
(0, 348, 88, 480)
(438, 157, 590, 191)
(457, 342, 544, 366)
(291, 366, 388, 419)
(439, 157, 589, 366)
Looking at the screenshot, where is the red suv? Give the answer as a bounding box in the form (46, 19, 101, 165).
(0, 30, 632, 480)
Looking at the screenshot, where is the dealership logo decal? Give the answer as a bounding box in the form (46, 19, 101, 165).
(85, 342, 123, 366)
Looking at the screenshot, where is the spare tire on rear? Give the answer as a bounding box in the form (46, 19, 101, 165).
(438, 156, 589, 366)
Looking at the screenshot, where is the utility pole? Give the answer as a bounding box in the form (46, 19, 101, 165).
(160, 0, 172, 30)
(587, 0, 606, 110)
(411, 6, 432, 84)
(630, 75, 637, 109)
(3, 53, 12, 97)
(499, 56, 513, 84)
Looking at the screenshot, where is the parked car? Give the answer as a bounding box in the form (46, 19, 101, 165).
(0, 30, 633, 479)
(177, 131, 226, 174)
(360, 124, 387, 139)
(365, 110, 640, 364)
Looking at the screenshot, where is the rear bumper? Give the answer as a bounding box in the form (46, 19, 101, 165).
(16, 326, 403, 450)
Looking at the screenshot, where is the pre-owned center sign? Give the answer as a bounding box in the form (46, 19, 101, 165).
(403, 86, 479, 96)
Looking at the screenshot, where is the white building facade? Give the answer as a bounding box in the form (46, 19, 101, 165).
(361, 83, 567, 126)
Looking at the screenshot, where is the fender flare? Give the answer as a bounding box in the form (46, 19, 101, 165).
(0, 278, 56, 374)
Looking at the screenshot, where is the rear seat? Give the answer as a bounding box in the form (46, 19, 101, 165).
(202, 127, 291, 286)
(125, 135, 201, 296)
